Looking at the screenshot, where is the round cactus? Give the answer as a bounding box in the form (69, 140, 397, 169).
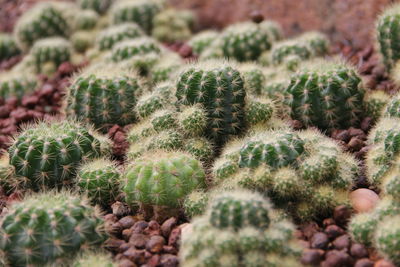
(152, 9, 194, 43)
(72, 251, 115, 267)
(0, 33, 20, 61)
(376, 4, 400, 70)
(176, 61, 246, 144)
(66, 66, 142, 128)
(178, 105, 208, 137)
(127, 120, 156, 143)
(111, 37, 161, 62)
(78, 0, 112, 14)
(0, 191, 107, 267)
(270, 40, 312, 66)
(184, 137, 214, 162)
(123, 150, 206, 220)
(364, 90, 391, 121)
(246, 97, 275, 127)
(71, 31, 96, 53)
(384, 92, 400, 118)
(150, 109, 178, 132)
(208, 191, 271, 231)
(149, 53, 182, 84)
(0, 71, 37, 100)
(7, 121, 108, 191)
(259, 20, 283, 42)
(189, 30, 219, 56)
(284, 60, 365, 131)
(136, 93, 166, 119)
(31, 37, 72, 74)
(220, 22, 271, 61)
(14, 2, 69, 50)
(77, 159, 120, 206)
(148, 129, 184, 151)
(299, 31, 330, 57)
(184, 190, 210, 218)
(111, 0, 163, 34)
(349, 212, 378, 246)
(238, 63, 266, 95)
(74, 9, 99, 30)
(96, 23, 144, 51)
(375, 215, 400, 264)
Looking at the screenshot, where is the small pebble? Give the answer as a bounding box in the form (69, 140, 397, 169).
(332, 234, 351, 250)
(310, 232, 329, 250)
(146, 235, 166, 253)
(355, 258, 374, 267)
(350, 243, 368, 258)
(350, 188, 380, 213)
(325, 225, 345, 240)
(301, 249, 324, 265)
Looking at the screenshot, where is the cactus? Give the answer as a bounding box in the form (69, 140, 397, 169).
(152, 9, 195, 43)
(150, 109, 178, 132)
(72, 251, 115, 267)
(14, 2, 69, 50)
(176, 61, 246, 144)
(376, 4, 400, 70)
(66, 66, 142, 128)
(123, 150, 206, 220)
(136, 93, 166, 119)
(78, 0, 112, 14)
(96, 23, 144, 51)
(189, 30, 219, 56)
(259, 20, 283, 42)
(0, 71, 37, 100)
(111, 0, 163, 34)
(375, 215, 400, 264)
(31, 37, 72, 74)
(74, 10, 99, 31)
(71, 31, 96, 53)
(299, 31, 330, 57)
(178, 105, 208, 137)
(77, 159, 120, 206)
(209, 191, 271, 230)
(111, 37, 161, 62)
(0, 191, 106, 267)
(184, 190, 210, 218)
(246, 97, 275, 127)
(284, 60, 365, 131)
(149, 53, 182, 84)
(384, 92, 400, 118)
(149, 129, 184, 151)
(270, 40, 312, 66)
(184, 137, 214, 162)
(199, 38, 224, 60)
(220, 22, 271, 61)
(364, 90, 391, 121)
(0, 33, 20, 61)
(7, 120, 109, 191)
(239, 63, 266, 95)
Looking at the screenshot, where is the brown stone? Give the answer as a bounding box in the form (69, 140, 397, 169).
(374, 259, 396, 267)
(146, 235, 166, 253)
(161, 217, 178, 238)
(350, 243, 368, 259)
(104, 238, 125, 252)
(119, 259, 137, 267)
(323, 218, 336, 228)
(160, 254, 179, 267)
(332, 234, 351, 250)
(350, 188, 380, 213)
(301, 249, 325, 265)
(122, 228, 133, 241)
(120, 216, 137, 229)
(310, 232, 329, 250)
(168, 227, 181, 248)
(322, 250, 353, 267)
(355, 258, 374, 267)
(123, 248, 146, 265)
(325, 225, 345, 240)
(129, 233, 149, 249)
(145, 220, 161, 236)
(132, 221, 149, 234)
(333, 205, 352, 226)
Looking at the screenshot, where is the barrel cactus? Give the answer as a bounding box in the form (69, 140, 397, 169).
(270, 40, 312, 67)
(189, 30, 219, 56)
(375, 215, 400, 264)
(0, 191, 107, 267)
(152, 9, 195, 43)
(66, 66, 142, 128)
(246, 97, 275, 127)
(72, 251, 115, 267)
(364, 90, 391, 121)
(111, 37, 161, 62)
(0, 33, 20, 61)
(299, 31, 330, 57)
(239, 63, 266, 95)
(74, 10, 99, 31)
(0, 71, 37, 100)
(384, 92, 400, 118)
(78, 0, 112, 14)
(96, 23, 144, 51)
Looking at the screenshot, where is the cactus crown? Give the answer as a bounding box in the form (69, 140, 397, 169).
(73, 251, 115, 267)
(0, 71, 37, 100)
(78, 0, 112, 14)
(0, 33, 20, 60)
(189, 30, 219, 55)
(96, 23, 144, 51)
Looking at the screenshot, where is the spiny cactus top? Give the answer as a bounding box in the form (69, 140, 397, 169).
(375, 215, 400, 264)
(384, 92, 400, 118)
(176, 60, 246, 144)
(79, 0, 112, 14)
(208, 191, 271, 231)
(284, 60, 365, 131)
(0, 33, 20, 61)
(72, 251, 116, 267)
(96, 23, 144, 51)
(67, 66, 142, 128)
(0, 191, 107, 267)
(8, 120, 108, 191)
(376, 4, 400, 70)
(188, 30, 219, 56)
(14, 2, 69, 50)
(259, 20, 283, 42)
(0, 71, 37, 100)
(270, 40, 312, 65)
(364, 90, 391, 121)
(73, 9, 99, 31)
(299, 31, 330, 57)
(111, 37, 161, 62)
(220, 21, 271, 61)
(238, 62, 266, 95)
(111, 0, 163, 34)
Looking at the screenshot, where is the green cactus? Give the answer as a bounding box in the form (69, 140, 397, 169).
(246, 97, 275, 127)
(14, 2, 69, 50)
(178, 105, 208, 137)
(184, 190, 210, 218)
(74, 10, 99, 31)
(111, 0, 163, 34)
(270, 40, 312, 66)
(189, 30, 219, 56)
(111, 37, 161, 62)
(78, 0, 112, 14)
(31, 37, 72, 74)
(0, 33, 20, 61)
(96, 23, 144, 51)
(150, 109, 178, 132)
(364, 90, 391, 121)
(149, 53, 182, 84)
(123, 150, 206, 220)
(136, 93, 166, 119)
(71, 31, 96, 53)
(238, 63, 266, 95)
(0, 191, 107, 267)
(72, 251, 115, 267)
(127, 120, 156, 144)
(66, 66, 142, 128)
(199, 38, 224, 60)
(77, 159, 120, 206)
(176, 61, 246, 144)
(7, 120, 109, 191)
(284, 60, 365, 131)
(376, 4, 400, 70)
(148, 129, 184, 151)
(384, 92, 400, 118)
(375, 215, 400, 264)
(0, 71, 37, 100)
(259, 20, 283, 42)
(299, 31, 330, 57)
(220, 21, 271, 61)
(184, 137, 214, 162)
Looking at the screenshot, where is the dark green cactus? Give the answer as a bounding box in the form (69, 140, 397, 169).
(149, 53, 182, 84)
(96, 23, 144, 51)
(0, 33, 20, 61)
(259, 20, 283, 42)
(0, 191, 107, 267)
(246, 97, 275, 127)
(184, 137, 214, 162)
(111, 37, 161, 62)
(384, 92, 400, 118)
(364, 90, 391, 121)
(299, 31, 330, 57)
(183, 190, 210, 218)
(78, 0, 112, 14)
(178, 105, 208, 137)
(66, 66, 142, 128)
(375, 215, 400, 264)
(239, 63, 266, 95)
(7, 120, 109, 191)
(189, 30, 219, 56)
(176, 61, 246, 144)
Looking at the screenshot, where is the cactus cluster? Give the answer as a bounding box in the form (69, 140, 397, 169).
(74, 9, 99, 31)
(152, 9, 195, 43)
(0, 34, 20, 61)
(180, 190, 301, 267)
(0, 191, 107, 267)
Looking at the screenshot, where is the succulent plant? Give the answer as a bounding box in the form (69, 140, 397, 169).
(66, 66, 142, 128)
(111, 37, 161, 62)
(7, 120, 109, 191)
(14, 2, 69, 50)
(72, 251, 115, 267)
(178, 105, 208, 137)
(364, 90, 391, 121)
(78, 0, 112, 14)
(150, 109, 178, 132)
(184, 137, 214, 162)
(123, 150, 206, 220)
(245, 97, 275, 127)
(184, 190, 210, 218)
(0, 191, 107, 267)
(148, 129, 184, 151)
(31, 37, 72, 74)
(0, 71, 37, 100)
(270, 40, 312, 66)
(259, 20, 283, 42)
(136, 93, 166, 119)
(299, 31, 330, 57)
(74, 9, 99, 31)
(376, 4, 400, 70)
(77, 159, 120, 206)
(220, 22, 271, 61)
(149, 53, 182, 84)
(111, 0, 163, 34)
(176, 61, 246, 144)
(284, 60, 365, 131)
(96, 23, 144, 51)
(384, 92, 400, 118)
(375, 215, 400, 264)
(71, 31, 96, 53)
(152, 9, 195, 43)
(238, 63, 266, 95)
(0, 33, 20, 61)
(189, 30, 219, 56)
